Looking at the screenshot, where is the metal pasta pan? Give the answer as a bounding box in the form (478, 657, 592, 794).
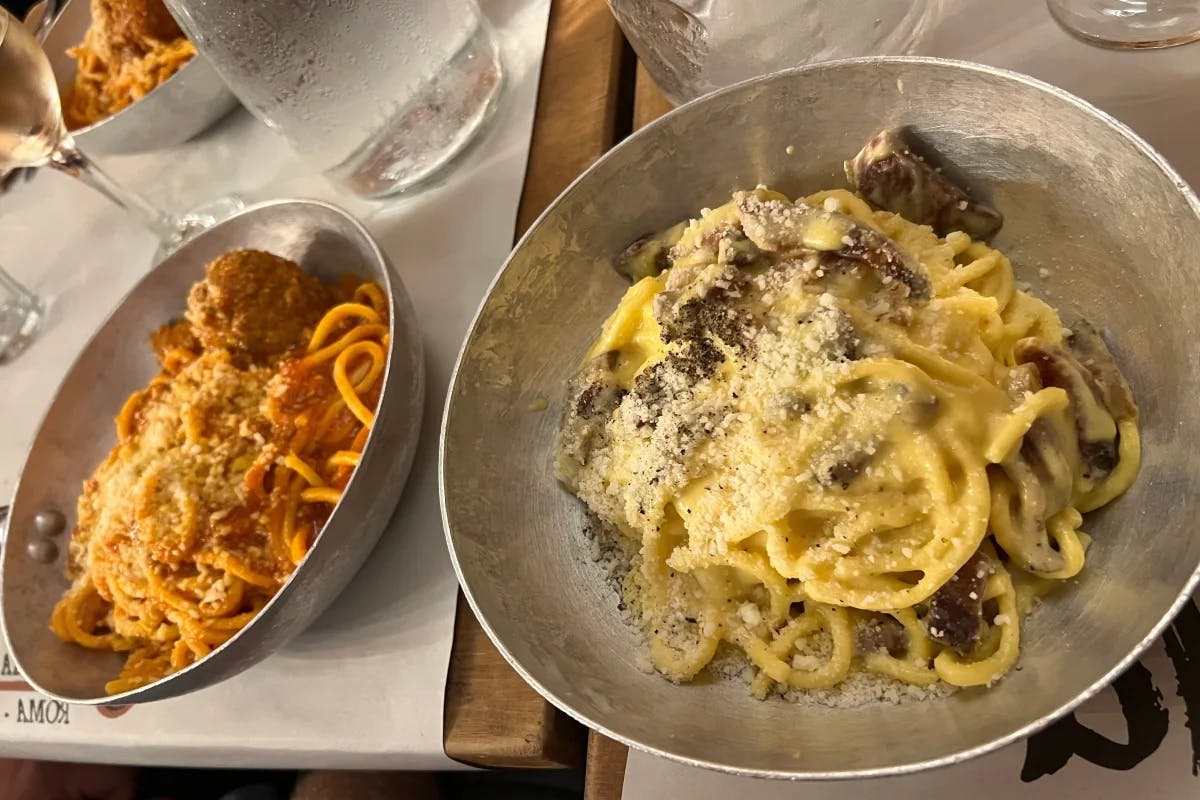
(39, 0, 240, 155)
(1, 198, 424, 704)
(440, 57, 1200, 778)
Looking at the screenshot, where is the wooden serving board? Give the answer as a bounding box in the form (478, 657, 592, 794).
(442, 0, 637, 770)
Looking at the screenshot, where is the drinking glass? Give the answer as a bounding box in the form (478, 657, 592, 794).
(163, 0, 505, 199)
(0, 8, 240, 259)
(1047, 0, 1200, 48)
(608, 0, 934, 105)
(0, 265, 43, 364)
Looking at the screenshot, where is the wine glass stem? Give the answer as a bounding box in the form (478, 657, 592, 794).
(47, 140, 180, 243)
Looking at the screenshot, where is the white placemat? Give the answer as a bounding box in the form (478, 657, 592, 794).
(923, 0, 1200, 187)
(625, 0, 1200, 796)
(624, 605, 1200, 798)
(0, 0, 550, 769)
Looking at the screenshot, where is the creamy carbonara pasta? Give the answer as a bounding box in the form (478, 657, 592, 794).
(555, 131, 1140, 697)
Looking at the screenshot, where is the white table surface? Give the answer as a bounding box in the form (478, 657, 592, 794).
(626, 0, 1200, 796)
(0, 0, 550, 769)
(625, 634, 1198, 799)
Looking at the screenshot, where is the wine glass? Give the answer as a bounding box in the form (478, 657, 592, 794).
(0, 263, 42, 364)
(0, 7, 240, 259)
(1047, 0, 1200, 48)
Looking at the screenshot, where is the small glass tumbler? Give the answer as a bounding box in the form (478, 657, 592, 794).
(1047, 0, 1200, 48)
(164, 0, 505, 199)
(0, 266, 43, 364)
(607, 0, 933, 105)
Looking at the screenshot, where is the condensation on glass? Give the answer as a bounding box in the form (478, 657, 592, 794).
(164, 0, 505, 198)
(607, 0, 935, 105)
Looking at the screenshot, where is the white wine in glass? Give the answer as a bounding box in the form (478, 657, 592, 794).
(1047, 0, 1200, 48)
(0, 3, 65, 169)
(0, 8, 240, 256)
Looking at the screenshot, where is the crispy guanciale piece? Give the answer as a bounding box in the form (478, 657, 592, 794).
(1066, 320, 1138, 423)
(736, 192, 931, 300)
(992, 363, 1074, 573)
(925, 551, 993, 655)
(1014, 335, 1127, 484)
(856, 614, 908, 657)
(845, 128, 1003, 241)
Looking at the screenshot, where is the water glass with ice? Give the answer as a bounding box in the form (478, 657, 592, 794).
(164, 0, 505, 198)
(608, 0, 934, 105)
(0, 265, 42, 364)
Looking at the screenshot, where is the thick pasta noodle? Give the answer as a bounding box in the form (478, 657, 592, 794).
(556, 185, 1140, 699)
(51, 250, 388, 694)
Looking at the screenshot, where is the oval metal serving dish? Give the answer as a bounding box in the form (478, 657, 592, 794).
(441, 57, 1200, 778)
(41, 0, 239, 155)
(2, 199, 424, 704)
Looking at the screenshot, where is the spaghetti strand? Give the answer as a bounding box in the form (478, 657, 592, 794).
(50, 260, 388, 694)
